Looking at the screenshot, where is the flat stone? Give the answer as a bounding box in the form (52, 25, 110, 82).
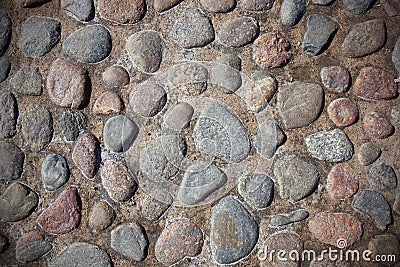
(0, 11, 11, 57)
(178, 161, 227, 205)
(238, 173, 274, 209)
(215, 53, 242, 70)
(239, 0, 275, 11)
(21, 105, 53, 152)
(171, 62, 208, 96)
(244, 71, 277, 113)
(342, 19, 386, 58)
(263, 232, 303, 266)
(72, 133, 100, 179)
(101, 161, 137, 202)
(326, 163, 358, 200)
(93, 91, 124, 115)
(210, 196, 259, 264)
(254, 120, 286, 159)
(98, 0, 145, 24)
(47, 59, 90, 109)
(277, 81, 324, 129)
(63, 25, 112, 63)
(102, 65, 130, 87)
(302, 14, 338, 55)
(126, 31, 163, 73)
(16, 231, 52, 263)
(10, 66, 43, 96)
(382, 0, 400, 22)
(155, 219, 203, 266)
(327, 98, 359, 127)
(273, 153, 320, 202)
(363, 112, 394, 139)
(154, 0, 182, 12)
(210, 63, 242, 93)
(200, 0, 235, 12)
(41, 154, 70, 191)
(59, 110, 87, 142)
(343, 0, 375, 14)
(103, 115, 139, 152)
(280, 0, 306, 26)
(358, 142, 381, 166)
(321, 66, 351, 93)
(308, 211, 363, 249)
(369, 235, 400, 266)
(269, 209, 309, 226)
(61, 0, 94, 22)
(16, 0, 50, 7)
(305, 129, 354, 162)
(193, 101, 250, 163)
(367, 163, 397, 190)
(111, 223, 148, 261)
(0, 92, 18, 139)
(163, 102, 194, 131)
(352, 190, 392, 230)
(0, 58, 11, 83)
(130, 81, 166, 117)
(0, 142, 24, 181)
(312, 0, 335, 5)
(392, 103, 400, 125)
(88, 201, 115, 230)
(218, 17, 259, 48)
(394, 193, 400, 215)
(0, 234, 8, 253)
(171, 8, 215, 48)
(48, 242, 111, 267)
(38, 186, 81, 235)
(253, 32, 292, 68)
(393, 36, 400, 75)
(18, 16, 61, 57)
(352, 67, 398, 100)
(141, 194, 172, 221)
(0, 182, 38, 222)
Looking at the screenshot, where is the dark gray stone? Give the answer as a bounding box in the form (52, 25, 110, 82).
(0, 11, 12, 57)
(103, 115, 139, 152)
(239, 0, 275, 11)
(238, 173, 274, 209)
(0, 142, 24, 181)
(254, 119, 286, 159)
(0, 234, 8, 253)
(393, 36, 400, 76)
(215, 53, 242, 70)
(343, 0, 375, 14)
(358, 142, 381, 166)
(18, 17, 61, 57)
(59, 110, 87, 142)
(367, 163, 397, 190)
(0, 58, 10, 83)
(16, 232, 52, 263)
(41, 154, 70, 191)
(280, 0, 306, 26)
(163, 102, 194, 131)
(171, 62, 208, 96)
(61, 0, 94, 22)
(270, 209, 309, 226)
(0, 92, 17, 139)
(210, 63, 242, 93)
(63, 24, 112, 63)
(10, 66, 43, 96)
(111, 223, 148, 261)
(218, 17, 259, 48)
(312, 0, 335, 5)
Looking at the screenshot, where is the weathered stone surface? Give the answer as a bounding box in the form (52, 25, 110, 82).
(88, 201, 115, 230)
(59, 110, 87, 142)
(393, 193, 400, 215)
(93, 91, 124, 115)
(280, 0, 306, 26)
(343, 0, 375, 14)
(0, 92, 17, 139)
(243, 71, 277, 113)
(369, 235, 400, 266)
(392, 103, 400, 125)
(200, 0, 236, 12)
(367, 163, 397, 190)
(0, 234, 8, 253)
(219, 17, 259, 48)
(0, 142, 24, 181)
(262, 232, 303, 266)
(111, 223, 148, 261)
(129, 80, 167, 117)
(326, 163, 358, 199)
(238, 173, 274, 209)
(216, 53, 242, 70)
(72, 133, 100, 179)
(141, 194, 172, 221)
(254, 120, 286, 159)
(363, 112, 394, 139)
(382, 0, 400, 22)
(210, 63, 242, 93)
(103, 115, 139, 152)
(102, 65, 130, 87)
(269, 209, 309, 226)
(327, 98, 359, 127)
(10, 66, 43, 96)
(394, 141, 400, 171)
(171, 62, 208, 96)
(0, 11, 11, 57)
(358, 142, 381, 166)
(211, 196, 258, 264)
(253, 32, 292, 68)
(154, 0, 182, 12)
(321, 66, 351, 93)
(16, 0, 50, 7)
(16, 231, 52, 263)
(0, 58, 11, 83)
(239, 0, 275, 11)
(41, 154, 70, 191)
(61, 0, 94, 22)
(98, 0, 145, 24)
(163, 102, 194, 131)
(393, 36, 400, 74)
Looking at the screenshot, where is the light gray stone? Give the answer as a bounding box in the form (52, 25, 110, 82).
(61, 0, 94, 22)
(111, 223, 148, 261)
(163, 102, 194, 131)
(218, 17, 259, 48)
(10, 66, 43, 96)
(280, 0, 306, 26)
(41, 154, 69, 191)
(269, 209, 309, 226)
(171, 62, 208, 96)
(103, 115, 139, 152)
(238, 173, 274, 209)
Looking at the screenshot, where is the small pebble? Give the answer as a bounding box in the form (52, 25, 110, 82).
(98, 0, 146, 24)
(253, 32, 292, 68)
(363, 112, 394, 139)
(269, 209, 309, 226)
(16, 231, 52, 263)
(102, 65, 130, 87)
(200, 0, 235, 13)
(0, 11, 11, 56)
(154, 0, 182, 12)
(72, 133, 100, 179)
(0, 142, 24, 181)
(215, 53, 242, 70)
(210, 63, 242, 93)
(238, 173, 274, 209)
(0, 92, 18, 139)
(59, 110, 87, 142)
(243, 71, 277, 113)
(171, 62, 208, 96)
(11, 66, 43, 96)
(103, 115, 139, 152)
(141, 194, 172, 221)
(41, 154, 70, 191)
(280, 0, 306, 26)
(343, 0, 375, 14)
(327, 98, 359, 127)
(0, 58, 11, 83)
(61, 0, 94, 22)
(392, 36, 400, 75)
(88, 201, 115, 230)
(367, 163, 397, 190)
(263, 232, 303, 266)
(0, 234, 8, 253)
(163, 102, 194, 131)
(218, 17, 259, 48)
(320, 66, 351, 93)
(93, 91, 124, 115)
(129, 80, 167, 117)
(111, 223, 148, 261)
(369, 235, 400, 266)
(358, 142, 381, 166)
(254, 119, 286, 159)
(326, 163, 358, 199)
(238, 0, 275, 11)
(392, 103, 400, 125)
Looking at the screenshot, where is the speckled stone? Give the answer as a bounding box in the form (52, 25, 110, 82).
(0, 182, 38, 222)
(211, 196, 258, 264)
(210, 63, 242, 93)
(218, 17, 259, 48)
(262, 232, 303, 266)
(200, 0, 235, 12)
(243, 71, 277, 113)
(327, 98, 359, 127)
(47, 59, 90, 109)
(21, 105, 53, 152)
(16, 231, 52, 263)
(269, 209, 309, 226)
(369, 235, 400, 266)
(155, 219, 203, 266)
(171, 8, 215, 48)
(88, 201, 115, 230)
(0, 58, 11, 83)
(18, 16, 61, 57)
(72, 133, 100, 179)
(171, 62, 208, 96)
(309, 211, 363, 249)
(382, 0, 400, 22)
(392, 103, 400, 125)
(61, 0, 94, 22)
(63, 25, 112, 63)
(102, 65, 130, 87)
(0, 234, 8, 253)
(343, 0, 375, 14)
(98, 0, 146, 24)
(103, 115, 139, 152)
(163, 102, 194, 131)
(154, 0, 182, 12)
(141, 194, 172, 221)
(363, 112, 394, 139)
(0, 11, 11, 57)
(129, 80, 167, 117)
(393, 36, 400, 74)
(41, 154, 70, 191)
(0, 92, 18, 140)
(238, 173, 274, 209)
(111, 223, 148, 261)
(273, 153, 320, 202)
(367, 163, 397, 190)
(238, 0, 275, 11)
(0, 142, 24, 181)
(280, 0, 306, 26)
(321, 66, 351, 93)
(253, 32, 292, 68)
(358, 142, 381, 166)
(126, 30, 163, 73)
(10, 66, 43, 96)
(254, 120, 286, 159)
(342, 19, 386, 58)
(93, 91, 124, 115)
(326, 163, 358, 199)
(215, 53, 242, 70)
(59, 110, 87, 142)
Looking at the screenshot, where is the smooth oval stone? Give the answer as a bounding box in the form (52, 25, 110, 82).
(269, 209, 309, 226)
(59, 110, 87, 142)
(61, 0, 94, 22)
(10, 66, 43, 96)
(218, 17, 259, 47)
(41, 154, 70, 191)
(200, 0, 236, 12)
(126, 30, 163, 73)
(0, 58, 11, 83)
(0, 142, 24, 181)
(72, 133, 100, 179)
(210, 63, 242, 93)
(253, 32, 293, 68)
(215, 53, 242, 70)
(171, 62, 208, 96)
(280, 0, 306, 26)
(88, 201, 115, 230)
(326, 163, 359, 200)
(320, 66, 351, 93)
(63, 24, 112, 63)
(111, 223, 148, 261)
(98, 0, 146, 24)
(16, 231, 52, 263)
(193, 101, 250, 163)
(0, 11, 11, 57)
(129, 80, 167, 117)
(178, 161, 227, 205)
(92, 91, 124, 115)
(163, 102, 194, 131)
(238, 173, 274, 209)
(0, 91, 18, 139)
(238, 0, 275, 11)
(343, 0, 375, 14)
(367, 163, 397, 190)
(103, 115, 139, 152)
(48, 242, 112, 267)
(102, 65, 130, 87)
(211, 196, 259, 264)
(363, 112, 394, 139)
(154, 0, 182, 12)
(254, 119, 286, 159)
(358, 142, 381, 166)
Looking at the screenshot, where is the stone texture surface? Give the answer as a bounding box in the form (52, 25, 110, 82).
(382, 0, 400, 22)
(0, 142, 24, 181)
(238, 173, 274, 209)
(98, 0, 146, 24)
(0, 11, 11, 57)
(0, 92, 18, 139)
(253, 32, 292, 68)
(393, 36, 400, 74)
(367, 163, 397, 190)
(88, 201, 115, 231)
(163, 102, 194, 131)
(171, 62, 208, 96)
(269, 209, 309, 226)
(362, 112, 394, 139)
(239, 0, 275, 11)
(103, 115, 139, 152)
(218, 17, 259, 47)
(210, 63, 242, 93)
(326, 163, 358, 199)
(216, 53, 242, 70)
(61, 0, 94, 22)
(343, 0, 375, 14)
(41, 154, 70, 191)
(358, 142, 381, 166)
(280, 0, 306, 26)
(93, 91, 124, 115)
(102, 65, 130, 87)
(312, 0, 335, 5)
(111, 223, 148, 261)
(368, 235, 400, 266)
(59, 110, 87, 142)
(10, 66, 43, 96)
(72, 133, 100, 179)
(16, 231, 52, 263)
(154, 0, 182, 12)
(200, 0, 236, 12)
(0, 58, 11, 83)
(263, 232, 303, 266)
(321, 66, 351, 93)
(243, 71, 277, 113)
(327, 98, 359, 127)
(141, 194, 172, 221)
(392, 103, 400, 125)
(129, 80, 167, 117)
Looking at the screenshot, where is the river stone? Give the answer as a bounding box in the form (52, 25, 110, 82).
(321, 66, 351, 93)
(63, 24, 112, 63)
(16, 231, 52, 263)
(244, 71, 277, 113)
(211, 196, 259, 264)
(210, 63, 242, 93)
(0, 11, 11, 57)
(343, 0, 375, 14)
(0, 142, 24, 181)
(88, 201, 115, 230)
(59, 110, 87, 142)
(141, 194, 172, 221)
(103, 115, 139, 152)
(253, 32, 292, 68)
(127, 31, 163, 73)
(48, 242, 111, 267)
(254, 120, 286, 159)
(358, 142, 381, 166)
(200, 0, 236, 12)
(305, 129, 354, 163)
(41, 154, 69, 191)
(277, 81, 324, 129)
(129, 80, 167, 117)
(280, 0, 306, 26)
(215, 53, 242, 70)
(111, 223, 148, 261)
(218, 17, 259, 48)
(102, 65, 130, 87)
(393, 36, 400, 75)
(98, 0, 146, 24)
(326, 163, 359, 200)
(0, 182, 38, 222)
(61, 0, 94, 22)
(239, 0, 275, 11)
(18, 16, 61, 57)
(273, 153, 320, 202)
(363, 112, 394, 139)
(178, 161, 227, 205)
(269, 209, 309, 226)
(10, 66, 43, 96)
(238, 173, 274, 209)
(163, 102, 194, 131)
(93, 91, 124, 115)
(72, 133, 100, 179)
(21, 105, 53, 152)
(171, 62, 208, 96)
(0, 58, 11, 83)
(367, 163, 397, 190)
(0, 92, 17, 139)
(193, 101, 250, 163)
(154, 0, 182, 12)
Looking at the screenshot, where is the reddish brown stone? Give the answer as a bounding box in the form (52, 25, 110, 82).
(327, 98, 359, 127)
(308, 212, 363, 249)
(37, 186, 81, 235)
(155, 219, 203, 266)
(92, 91, 124, 115)
(98, 0, 146, 24)
(102, 65, 130, 87)
(326, 163, 358, 200)
(353, 67, 398, 101)
(363, 112, 394, 139)
(72, 133, 100, 179)
(261, 232, 303, 267)
(253, 32, 292, 68)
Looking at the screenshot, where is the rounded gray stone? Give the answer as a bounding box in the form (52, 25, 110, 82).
(0, 58, 11, 83)
(312, 0, 335, 5)
(215, 53, 242, 70)
(269, 209, 309, 226)
(280, 0, 306, 26)
(129, 80, 167, 117)
(171, 62, 208, 96)
(41, 154, 70, 191)
(111, 223, 148, 261)
(0, 142, 24, 181)
(210, 63, 242, 93)
(61, 0, 94, 22)
(103, 115, 139, 152)
(343, 0, 375, 14)
(238, 173, 274, 209)
(0, 11, 12, 57)
(358, 142, 381, 166)
(0, 92, 18, 139)
(163, 102, 194, 131)
(218, 17, 259, 48)
(10, 66, 43, 96)
(59, 110, 87, 142)
(367, 163, 397, 190)
(393, 36, 400, 76)
(254, 120, 286, 159)
(200, 0, 236, 12)
(238, 0, 275, 11)
(16, 232, 52, 263)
